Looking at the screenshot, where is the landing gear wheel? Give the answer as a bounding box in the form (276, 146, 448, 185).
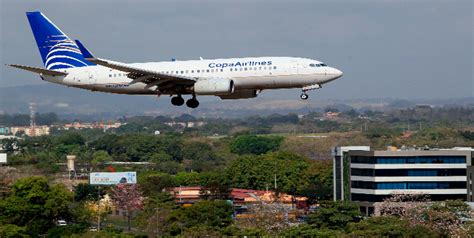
(300, 93, 309, 100)
(186, 98, 200, 108)
(171, 96, 184, 106)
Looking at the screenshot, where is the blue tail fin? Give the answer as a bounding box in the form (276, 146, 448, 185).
(26, 11, 95, 70)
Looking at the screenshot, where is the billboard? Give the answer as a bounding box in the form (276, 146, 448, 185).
(0, 153, 6, 163)
(90, 172, 137, 185)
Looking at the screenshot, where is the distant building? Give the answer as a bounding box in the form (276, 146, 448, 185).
(332, 146, 371, 201)
(10, 126, 50, 136)
(333, 147, 474, 215)
(61, 122, 122, 131)
(0, 126, 11, 135)
(171, 186, 308, 209)
(164, 121, 206, 128)
(324, 111, 341, 120)
(0, 153, 7, 164)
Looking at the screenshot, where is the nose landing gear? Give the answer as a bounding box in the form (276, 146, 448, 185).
(299, 84, 321, 100)
(300, 93, 309, 100)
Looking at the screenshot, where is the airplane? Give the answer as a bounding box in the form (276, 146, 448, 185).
(8, 11, 343, 109)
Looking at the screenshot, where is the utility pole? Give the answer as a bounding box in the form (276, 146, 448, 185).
(274, 174, 277, 190)
(97, 186, 101, 231)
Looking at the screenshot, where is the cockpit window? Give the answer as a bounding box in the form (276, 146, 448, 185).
(309, 63, 327, 67)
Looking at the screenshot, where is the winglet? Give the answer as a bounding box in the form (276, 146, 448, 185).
(75, 40, 95, 59)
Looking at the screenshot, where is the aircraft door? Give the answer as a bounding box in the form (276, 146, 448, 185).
(86, 69, 96, 90)
(290, 61, 298, 75)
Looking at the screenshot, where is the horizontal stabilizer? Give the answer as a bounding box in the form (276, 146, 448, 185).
(8, 64, 68, 76)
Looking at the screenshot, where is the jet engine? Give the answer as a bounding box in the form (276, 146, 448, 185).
(193, 78, 234, 95)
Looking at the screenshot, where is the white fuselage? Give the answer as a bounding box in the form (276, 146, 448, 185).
(42, 56, 342, 96)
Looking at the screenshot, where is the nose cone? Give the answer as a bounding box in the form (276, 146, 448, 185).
(330, 67, 343, 79)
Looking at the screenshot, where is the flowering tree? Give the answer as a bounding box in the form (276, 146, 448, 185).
(110, 184, 144, 232)
(375, 192, 472, 237)
(374, 192, 430, 218)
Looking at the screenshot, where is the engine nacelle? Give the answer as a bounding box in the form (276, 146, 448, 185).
(219, 90, 258, 100)
(193, 78, 234, 95)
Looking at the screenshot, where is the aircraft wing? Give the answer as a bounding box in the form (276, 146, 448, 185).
(75, 40, 196, 89)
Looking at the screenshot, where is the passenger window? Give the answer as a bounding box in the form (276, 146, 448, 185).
(109, 74, 112, 77)
(176, 71, 179, 74)
(220, 69, 223, 72)
(197, 70, 200, 73)
(273, 66, 277, 69)
(259, 67, 262, 70)
(230, 68, 233, 72)
(206, 69, 210, 73)
(191, 70, 194, 73)
(244, 68, 247, 71)
(181, 71, 184, 74)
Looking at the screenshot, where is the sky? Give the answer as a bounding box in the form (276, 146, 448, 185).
(0, 0, 472, 100)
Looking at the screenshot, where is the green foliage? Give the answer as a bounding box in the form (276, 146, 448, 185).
(90, 134, 183, 162)
(56, 132, 86, 146)
(0, 176, 73, 236)
(138, 172, 177, 196)
(74, 183, 104, 202)
(225, 151, 331, 195)
(230, 135, 283, 155)
(175, 171, 201, 186)
(281, 224, 343, 237)
(91, 150, 113, 165)
(0, 224, 29, 238)
(307, 201, 361, 230)
(346, 216, 436, 237)
(169, 200, 233, 234)
(47, 224, 88, 237)
(364, 126, 400, 139)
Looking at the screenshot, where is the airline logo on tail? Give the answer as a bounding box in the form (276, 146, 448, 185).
(26, 11, 95, 70)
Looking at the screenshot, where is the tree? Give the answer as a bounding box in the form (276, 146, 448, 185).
(0, 176, 72, 236)
(230, 135, 283, 155)
(376, 193, 473, 237)
(110, 184, 144, 232)
(168, 200, 233, 235)
(199, 174, 231, 201)
(236, 202, 291, 234)
(91, 150, 113, 166)
(135, 192, 176, 237)
(0, 224, 29, 238)
(281, 224, 342, 237)
(138, 172, 177, 196)
(74, 183, 105, 202)
(346, 216, 436, 237)
(225, 152, 330, 196)
(306, 201, 361, 230)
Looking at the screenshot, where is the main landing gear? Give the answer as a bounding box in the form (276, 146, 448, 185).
(171, 94, 199, 108)
(171, 95, 184, 106)
(186, 96, 199, 109)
